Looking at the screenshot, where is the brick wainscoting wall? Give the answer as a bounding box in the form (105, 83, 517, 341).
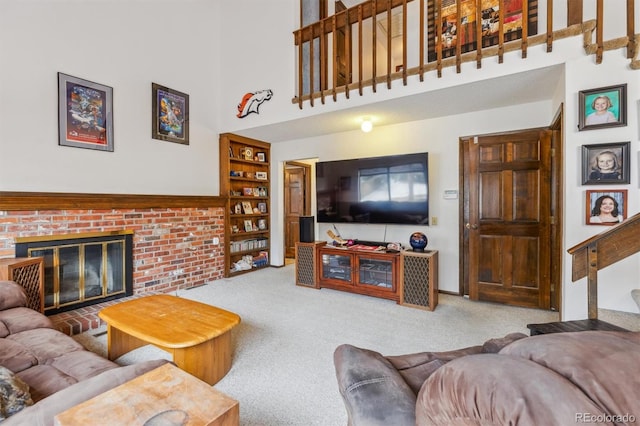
(0, 207, 226, 293)
(0, 192, 228, 335)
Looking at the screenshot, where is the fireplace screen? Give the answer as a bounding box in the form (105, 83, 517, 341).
(16, 231, 133, 314)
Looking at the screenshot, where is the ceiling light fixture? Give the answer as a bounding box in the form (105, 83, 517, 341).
(361, 118, 373, 133)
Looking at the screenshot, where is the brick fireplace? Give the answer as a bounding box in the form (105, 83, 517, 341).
(0, 192, 227, 323)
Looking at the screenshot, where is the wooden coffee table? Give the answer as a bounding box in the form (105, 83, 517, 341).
(98, 294, 241, 385)
(54, 363, 239, 426)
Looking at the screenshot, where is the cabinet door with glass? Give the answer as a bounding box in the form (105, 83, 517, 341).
(355, 254, 397, 296)
(320, 252, 353, 285)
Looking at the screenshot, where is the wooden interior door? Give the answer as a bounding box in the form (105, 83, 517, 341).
(284, 163, 311, 258)
(466, 129, 552, 309)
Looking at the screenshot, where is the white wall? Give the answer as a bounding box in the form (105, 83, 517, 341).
(271, 99, 555, 296)
(0, 0, 221, 195)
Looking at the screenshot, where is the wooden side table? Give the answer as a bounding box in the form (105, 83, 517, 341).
(0, 257, 44, 312)
(54, 363, 239, 426)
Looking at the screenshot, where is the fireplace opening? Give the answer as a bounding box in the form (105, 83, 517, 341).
(15, 231, 133, 315)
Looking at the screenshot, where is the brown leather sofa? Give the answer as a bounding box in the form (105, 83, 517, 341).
(0, 280, 167, 425)
(334, 330, 640, 425)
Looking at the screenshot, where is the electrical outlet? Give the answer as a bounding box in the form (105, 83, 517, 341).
(431, 216, 438, 226)
(213, 237, 220, 245)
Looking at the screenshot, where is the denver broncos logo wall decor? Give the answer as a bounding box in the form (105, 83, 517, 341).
(237, 89, 273, 118)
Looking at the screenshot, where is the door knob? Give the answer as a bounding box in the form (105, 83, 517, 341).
(465, 223, 478, 230)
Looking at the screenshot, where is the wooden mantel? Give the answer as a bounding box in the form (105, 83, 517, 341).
(0, 191, 226, 211)
(567, 211, 640, 319)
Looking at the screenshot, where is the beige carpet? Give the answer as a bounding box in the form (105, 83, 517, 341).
(74, 264, 637, 425)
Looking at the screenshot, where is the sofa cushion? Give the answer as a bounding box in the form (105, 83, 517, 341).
(0, 282, 27, 311)
(0, 308, 53, 336)
(3, 359, 170, 426)
(499, 330, 640, 421)
(0, 339, 38, 373)
(416, 353, 607, 426)
(7, 329, 83, 363)
(334, 344, 416, 426)
(0, 365, 33, 420)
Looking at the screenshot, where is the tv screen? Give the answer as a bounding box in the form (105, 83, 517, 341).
(316, 153, 429, 225)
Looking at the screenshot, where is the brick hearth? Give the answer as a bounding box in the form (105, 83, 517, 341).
(49, 292, 158, 336)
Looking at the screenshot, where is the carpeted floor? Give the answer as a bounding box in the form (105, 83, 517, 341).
(73, 264, 637, 425)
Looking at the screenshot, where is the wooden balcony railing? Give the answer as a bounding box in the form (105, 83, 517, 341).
(293, 0, 640, 108)
(568, 211, 640, 319)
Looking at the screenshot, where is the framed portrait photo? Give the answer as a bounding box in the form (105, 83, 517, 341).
(58, 73, 114, 151)
(585, 189, 627, 226)
(581, 142, 630, 185)
(152, 83, 189, 145)
(578, 84, 627, 131)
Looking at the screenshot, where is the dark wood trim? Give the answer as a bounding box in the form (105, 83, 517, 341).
(0, 191, 226, 211)
(567, 0, 583, 26)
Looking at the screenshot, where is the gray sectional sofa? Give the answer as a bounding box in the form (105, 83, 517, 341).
(0, 280, 167, 425)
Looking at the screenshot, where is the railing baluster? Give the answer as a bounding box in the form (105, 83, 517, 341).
(436, 0, 442, 78)
(345, 8, 351, 99)
(358, 5, 364, 96)
(309, 30, 315, 107)
(455, 0, 461, 73)
(332, 15, 338, 101)
(296, 29, 303, 109)
(419, 0, 425, 81)
(402, 0, 407, 85)
(320, 19, 326, 104)
(498, 0, 504, 63)
(596, 0, 603, 63)
(386, 0, 392, 89)
(476, 0, 482, 68)
(627, 0, 635, 59)
(521, 0, 529, 58)
(546, 0, 553, 52)
(372, 0, 377, 93)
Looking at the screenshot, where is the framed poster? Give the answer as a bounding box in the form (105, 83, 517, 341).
(581, 142, 630, 184)
(585, 189, 627, 226)
(152, 83, 189, 145)
(578, 84, 627, 131)
(58, 73, 114, 151)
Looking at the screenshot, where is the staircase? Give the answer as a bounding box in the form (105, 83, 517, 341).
(568, 211, 640, 320)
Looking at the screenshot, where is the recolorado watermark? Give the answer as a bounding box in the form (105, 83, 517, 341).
(576, 413, 636, 423)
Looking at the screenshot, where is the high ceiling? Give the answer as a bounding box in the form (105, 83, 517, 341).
(233, 64, 562, 143)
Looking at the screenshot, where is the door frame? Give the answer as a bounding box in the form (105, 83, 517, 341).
(458, 109, 564, 312)
(283, 161, 312, 258)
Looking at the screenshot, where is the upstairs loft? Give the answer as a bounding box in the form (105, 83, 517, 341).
(292, 0, 639, 109)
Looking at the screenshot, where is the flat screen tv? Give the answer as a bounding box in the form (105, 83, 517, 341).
(316, 153, 429, 225)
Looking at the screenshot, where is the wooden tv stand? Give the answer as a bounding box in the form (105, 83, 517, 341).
(317, 245, 400, 301)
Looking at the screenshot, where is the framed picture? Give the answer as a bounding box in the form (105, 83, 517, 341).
(243, 187, 253, 196)
(585, 189, 627, 226)
(256, 171, 268, 180)
(234, 203, 242, 214)
(58, 73, 114, 151)
(258, 219, 267, 230)
(152, 83, 189, 145)
(578, 84, 627, 131)
(256, 152, 266, 162)
(244, 147, 254, 160)
(244, 220, 253, 232)
(257, 202, 267, 213)
(581, 142, 630, 184)
(426, 0, 538, 62)
(242, 201, 253, 214)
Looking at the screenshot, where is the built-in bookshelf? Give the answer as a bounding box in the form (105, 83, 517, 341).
(219, 133, 271, 277)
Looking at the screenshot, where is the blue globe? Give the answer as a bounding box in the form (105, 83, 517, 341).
(409, 232, 428, 252)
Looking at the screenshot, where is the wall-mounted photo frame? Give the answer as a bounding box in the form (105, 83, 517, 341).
(581, 142, 630, 184)
(585, 189, 627, 226)
(578, 84, 626, 131)
(58, 73, 114, 152)
(152, 83, 189, 145)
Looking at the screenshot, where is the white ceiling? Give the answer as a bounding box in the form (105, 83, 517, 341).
(234, 65, 562, 143)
